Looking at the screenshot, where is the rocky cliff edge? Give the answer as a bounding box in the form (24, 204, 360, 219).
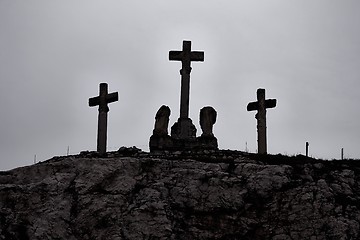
(1, 147, 360, 239)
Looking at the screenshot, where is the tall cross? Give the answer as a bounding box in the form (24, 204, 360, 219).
(89, 83, 118, 155)
(247, 88, 277, 154)
(169, 40, 204, 119)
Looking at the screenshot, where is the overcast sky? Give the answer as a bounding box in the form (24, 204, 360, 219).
(1, 1, 360, 170)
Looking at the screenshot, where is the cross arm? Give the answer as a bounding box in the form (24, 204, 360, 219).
(190, 51, 204, 62)
(169, 51, 183, 61)
(247, 99, 277, 111)
(265, 99, 277, 109)
(88, 92, 119, 107)
(106, 92, 119, 104)
(247, 102, 258, 111)
(89, 96, 100, 107)
(169, 51, 204, 62)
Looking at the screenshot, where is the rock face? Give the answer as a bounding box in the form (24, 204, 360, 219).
(1, 149, 360, 239)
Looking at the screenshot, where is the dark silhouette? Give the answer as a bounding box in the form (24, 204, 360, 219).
(149, 40, 218, 151)
(306, 142, 309, 157)
(169, 40, 204, 139)
(200, 106, 217, 137)
(89, 83, 118, 155)
(247, 88, 276, 154)
(153, 105, 171, 136)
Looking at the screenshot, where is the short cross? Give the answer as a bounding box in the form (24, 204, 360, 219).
(247, 88, 277, 154)
(89, 83, 118, 155)
(169, 40, 204, 119)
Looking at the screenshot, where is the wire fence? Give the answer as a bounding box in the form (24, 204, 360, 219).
(32, 144, 356, 165)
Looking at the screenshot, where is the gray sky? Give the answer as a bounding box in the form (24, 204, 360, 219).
(1, 1, 360, 170)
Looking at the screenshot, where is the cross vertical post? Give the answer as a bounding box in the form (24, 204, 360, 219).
(247, 88, 277, 154)
(89, 83, 118, 155)
(306, 142, 309, 157)
(169, 40, 204, 139)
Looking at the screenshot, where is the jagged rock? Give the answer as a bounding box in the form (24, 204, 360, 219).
(1, 152, 360, 239)
(117, 146, 142, 156)
(153, 105, 171, 136)
(149, 105, 174, 151)
(199, 106, 217, 137)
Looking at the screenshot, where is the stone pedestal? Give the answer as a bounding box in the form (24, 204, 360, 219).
(149, 107, 219, 152)
(168, 118, 198, 150)
(149, 135, 173, 152)
(171, 118, 197, 139)
(196, 136, 218, 150)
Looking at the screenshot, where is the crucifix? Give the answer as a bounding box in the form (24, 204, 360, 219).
(169, 40, 204, 120)
(169, 40, 204, 139)
(89, 83, 118, 155)
(247, 88, 277, 154)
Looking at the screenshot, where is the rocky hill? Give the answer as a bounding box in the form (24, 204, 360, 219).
(1, 147, 360, 239)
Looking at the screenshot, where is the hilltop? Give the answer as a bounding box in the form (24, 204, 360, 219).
(1, 147, 360, 239)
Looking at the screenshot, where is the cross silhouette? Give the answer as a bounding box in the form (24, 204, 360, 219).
(247, 88, 277, 154)
(89, 83, 118, 155)
(169, 40, 204, 119)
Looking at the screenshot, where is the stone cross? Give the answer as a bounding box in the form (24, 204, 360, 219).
(247, 88, 277, 154)
(169, 40, 204, 119)
(89, 83, 118, 155)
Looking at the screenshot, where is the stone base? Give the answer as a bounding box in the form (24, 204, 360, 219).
(149, 135, 174, 152)
(171, 138, 198, 151)
(171, 118, 196, 139)
(150, 117, 218, 152)
(196, 135, 218, 150)
(149, 135, 218, 152)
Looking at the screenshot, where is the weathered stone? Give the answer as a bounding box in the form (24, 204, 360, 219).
(89, 83, 118, 155)
(149, 134, 173, 152)
(169, 40, 204, 121)
(196, 135, 218, 150)
(170, 117, 197, 139)
(168, 40, 203, 141)
(199, 106, 217, 137)
(149, 106, 174, 151)
(196, 106, 218, 150)
(1, 152, 360, 239)
(150, 41, 219, 151)
(247, 88, 277, 154)
(153, 105, 171, 136)
(117, 146, 142, 156)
